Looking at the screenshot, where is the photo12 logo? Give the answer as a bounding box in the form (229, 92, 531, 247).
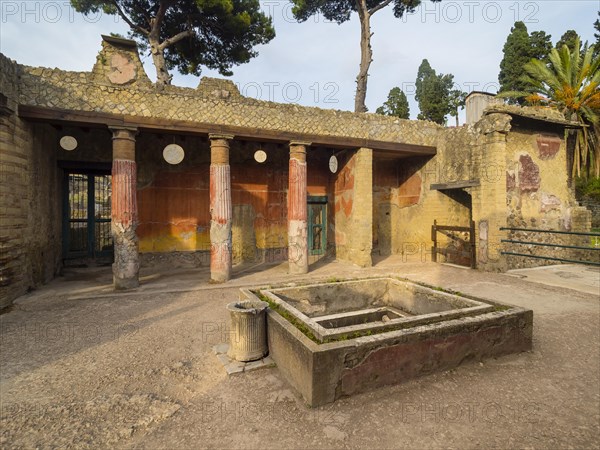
(401, 81, 501, 100)
(398, 401, 541, 423)
(399, 1, 540, 24)
(0, 321, 140, 346)
(235, 81, 339, 105)
(259, 1, 541, 25)
(0, 1, 542, 26)
(1, 2, 121, 24)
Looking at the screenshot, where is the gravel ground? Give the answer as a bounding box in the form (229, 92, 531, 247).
(1, 260, 599, 449)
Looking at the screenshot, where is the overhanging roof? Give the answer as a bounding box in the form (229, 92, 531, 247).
(485, 105, 582, 129)
(18, 105, 437, 157)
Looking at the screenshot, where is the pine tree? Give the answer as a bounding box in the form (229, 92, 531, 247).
(448, 90, 467, 127)
(556, 30, 581, 53)
(71, 0, 275, 86)
(290, 0, 441, 113)
(593, 12, 600, 59)
(530, 31, 552, 62)
(498, 21, 532, 104)
(376, 87, 410, 119)
(415, 59, 455, 125)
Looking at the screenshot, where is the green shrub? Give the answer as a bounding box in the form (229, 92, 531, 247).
(575, 177, 600, 199)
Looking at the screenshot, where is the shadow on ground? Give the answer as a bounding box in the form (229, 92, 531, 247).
(1, 258, 598, 448)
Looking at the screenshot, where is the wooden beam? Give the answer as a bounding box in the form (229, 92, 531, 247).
(18, 105, 437, 156)
(373, 148, 434, 159)
(430, 180, 480, 190)
(19, 105, 123, 127)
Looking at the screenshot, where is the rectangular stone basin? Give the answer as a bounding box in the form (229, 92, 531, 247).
(260, 278, 495, 342)
(240, 277, 533, 407)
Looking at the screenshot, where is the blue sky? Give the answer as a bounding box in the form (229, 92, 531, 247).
(1, 1, 599, 123)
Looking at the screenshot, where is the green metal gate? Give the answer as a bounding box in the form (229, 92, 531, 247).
(62, 170, 113, 263)
(308, 196, 327, 256)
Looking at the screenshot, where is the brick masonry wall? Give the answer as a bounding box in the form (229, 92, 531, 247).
(377, 126, 478, 264)
(1, 54, 62, 308)
(333, 151, 356, 264)
(1, 53, 32, 307)
(337, 148, 372, 267)
(334, 148, 381, 266)
(472, 122, 510, 271)
(578, 196, 600, 229)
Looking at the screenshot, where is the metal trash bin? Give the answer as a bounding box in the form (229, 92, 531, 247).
(226, 300, 269, 362)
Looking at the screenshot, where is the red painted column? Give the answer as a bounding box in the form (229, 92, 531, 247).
(110, 126, 139, 290)
(288, 141, 310, 274)
(209, 134, 234, 283)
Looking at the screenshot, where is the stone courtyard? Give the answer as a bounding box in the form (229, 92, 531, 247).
(1, 258, 598, 448)
(1, 29, 599, 450)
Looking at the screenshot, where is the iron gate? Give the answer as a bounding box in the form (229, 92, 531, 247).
(308, 196, 327, 256)
(63, 171, 113, 263)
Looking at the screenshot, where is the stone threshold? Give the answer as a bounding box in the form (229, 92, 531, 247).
(212, 343, 276, 375)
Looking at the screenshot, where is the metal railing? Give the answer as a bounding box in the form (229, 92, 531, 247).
(500, 227, 600, 267)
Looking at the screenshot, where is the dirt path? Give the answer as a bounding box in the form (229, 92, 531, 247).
(1, 261, 598, 449)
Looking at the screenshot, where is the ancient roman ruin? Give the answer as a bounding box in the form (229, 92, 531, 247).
(0, 35, 594, 308)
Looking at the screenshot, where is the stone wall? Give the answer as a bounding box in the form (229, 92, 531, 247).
(578, 196, 600, 229)
(1, 54, 62, 308)
(54, 127, 336, 270)
(504, 208, 595, 268)
(334, 148, 373, 267)
(505, 128, 572, 229)
(137, 138, 334, 268)
(0, 37, 595, 306)
(371, 110, 594, 270)
(0, 36, 441, 301)
(470, 113, 512, 271)
(13, 38, 441, 150)
(372, 125, 478, 264)
(501, 123, 592, 268)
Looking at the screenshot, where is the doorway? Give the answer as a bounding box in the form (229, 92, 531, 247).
(62, 170, 113, 265)
(308, 196, 327, 257)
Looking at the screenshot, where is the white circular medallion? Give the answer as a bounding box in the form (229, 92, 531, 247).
(59, 136, 78, 151)
(329, 155, 338, 173)
(163, 144, 185, 165)
(254, 150, 267, 163)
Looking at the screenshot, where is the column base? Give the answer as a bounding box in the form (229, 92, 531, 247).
(288, 265, 308, 275)
(346, 249, 372, 268)
(210, 274, 230, 284)
(112, 227, 140, 290)
(210, 239, 231, 283)
(113, 272, 140, 290)
(288, 219, 308, 274)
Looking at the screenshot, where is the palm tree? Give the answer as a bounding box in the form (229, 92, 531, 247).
(500, 38, 600, 177)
